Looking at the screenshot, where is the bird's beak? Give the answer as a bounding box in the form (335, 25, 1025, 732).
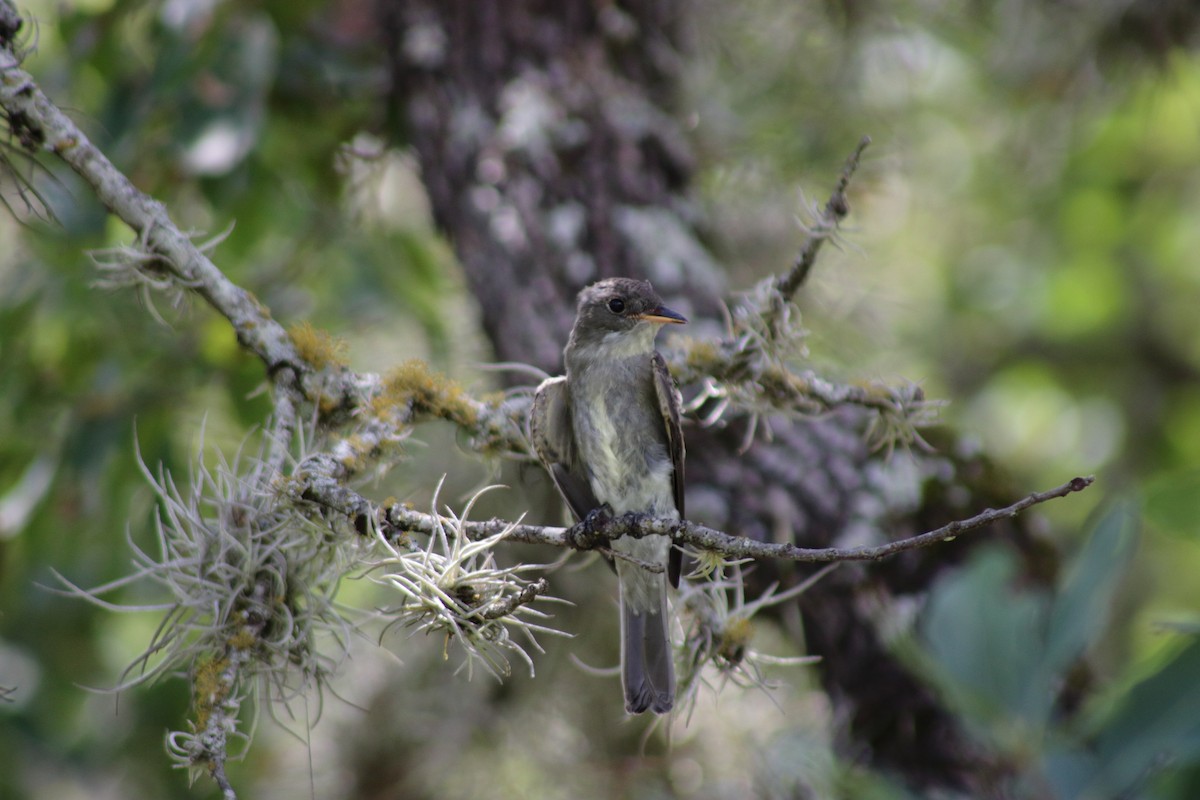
(636, 304, 688, 325)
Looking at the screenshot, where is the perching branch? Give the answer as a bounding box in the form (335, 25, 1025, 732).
(297, 464, 1093, 564)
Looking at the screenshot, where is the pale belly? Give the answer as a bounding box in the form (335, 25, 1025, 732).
(571, 377, 677, 613)
(575, 397, 676, 518)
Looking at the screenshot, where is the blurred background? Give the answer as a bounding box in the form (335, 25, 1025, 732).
(3, 0, 1200, 798)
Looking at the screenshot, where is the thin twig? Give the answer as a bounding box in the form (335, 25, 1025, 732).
(211, 762, 238, 800)
(478, 577, 549, 621)
(658, 475, 1094, 563)
(354, 475, 1095, 564)
(265, 395, 298, 477)
(776, 134, 871, 300)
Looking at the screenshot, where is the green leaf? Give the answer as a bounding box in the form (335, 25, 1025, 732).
(921, 547, 1052, 726)
(1040, 747, 1104, 800)
(1043, 502, 1139, 675)
(1084, 636, 1200, 795)
(921, 504, 1139, 740)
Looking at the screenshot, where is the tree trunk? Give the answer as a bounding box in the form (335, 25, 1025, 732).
(378, 0, 1033, 793)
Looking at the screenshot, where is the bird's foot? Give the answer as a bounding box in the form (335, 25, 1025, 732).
(572, 504, 613, 550)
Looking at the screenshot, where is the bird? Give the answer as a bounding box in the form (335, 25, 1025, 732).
(530, 277, 686, 714)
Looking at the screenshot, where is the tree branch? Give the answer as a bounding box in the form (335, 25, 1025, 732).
(776, 134, 871, 300)
(0, 18, 914, 452)
(0, 21, 302, 385)
(477, 577, 550, 621)
(301, 469, 1094, 564)
(660, 135, 939, 447)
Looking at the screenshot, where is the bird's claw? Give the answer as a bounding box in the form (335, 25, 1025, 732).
(583, 504, 613, 532)
(573, 504, 613, 549)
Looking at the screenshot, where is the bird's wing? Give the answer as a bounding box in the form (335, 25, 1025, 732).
(652, 351, 685, 588)
(531, 376, 599, 521)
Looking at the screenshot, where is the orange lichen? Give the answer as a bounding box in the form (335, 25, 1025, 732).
(372, 359, 477, 427)
(288, 321, 349, 370)
(191, 655, 231, 730)
(228, 628, 258, 651)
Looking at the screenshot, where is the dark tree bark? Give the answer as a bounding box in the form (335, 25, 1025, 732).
(377, 0, 1047, 794)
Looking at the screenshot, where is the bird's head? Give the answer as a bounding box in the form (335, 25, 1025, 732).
(567, 278, 687, 354)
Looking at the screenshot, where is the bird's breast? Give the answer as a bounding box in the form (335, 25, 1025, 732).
(570, 364, 675, 517)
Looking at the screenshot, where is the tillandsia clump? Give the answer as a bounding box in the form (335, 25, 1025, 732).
(367, 482, 569, 680)
(52, 426, 358, 784)
(673, 560, 830, 720)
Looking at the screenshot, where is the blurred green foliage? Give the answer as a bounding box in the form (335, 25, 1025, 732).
(687, 4, 1200, 794)
(914, 504, 1158, 795)
(1, 1, 456, 797)
(3, 0, 1200, 798)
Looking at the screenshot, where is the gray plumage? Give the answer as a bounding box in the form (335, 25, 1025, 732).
(531, 278, 685, 714)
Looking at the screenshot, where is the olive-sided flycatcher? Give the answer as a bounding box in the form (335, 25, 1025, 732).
(531, 278, 686, 714)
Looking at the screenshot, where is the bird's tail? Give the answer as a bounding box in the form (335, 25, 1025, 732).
(619, 563, 675, 714)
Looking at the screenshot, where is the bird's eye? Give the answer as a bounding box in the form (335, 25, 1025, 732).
(607, 298, 626, 314)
